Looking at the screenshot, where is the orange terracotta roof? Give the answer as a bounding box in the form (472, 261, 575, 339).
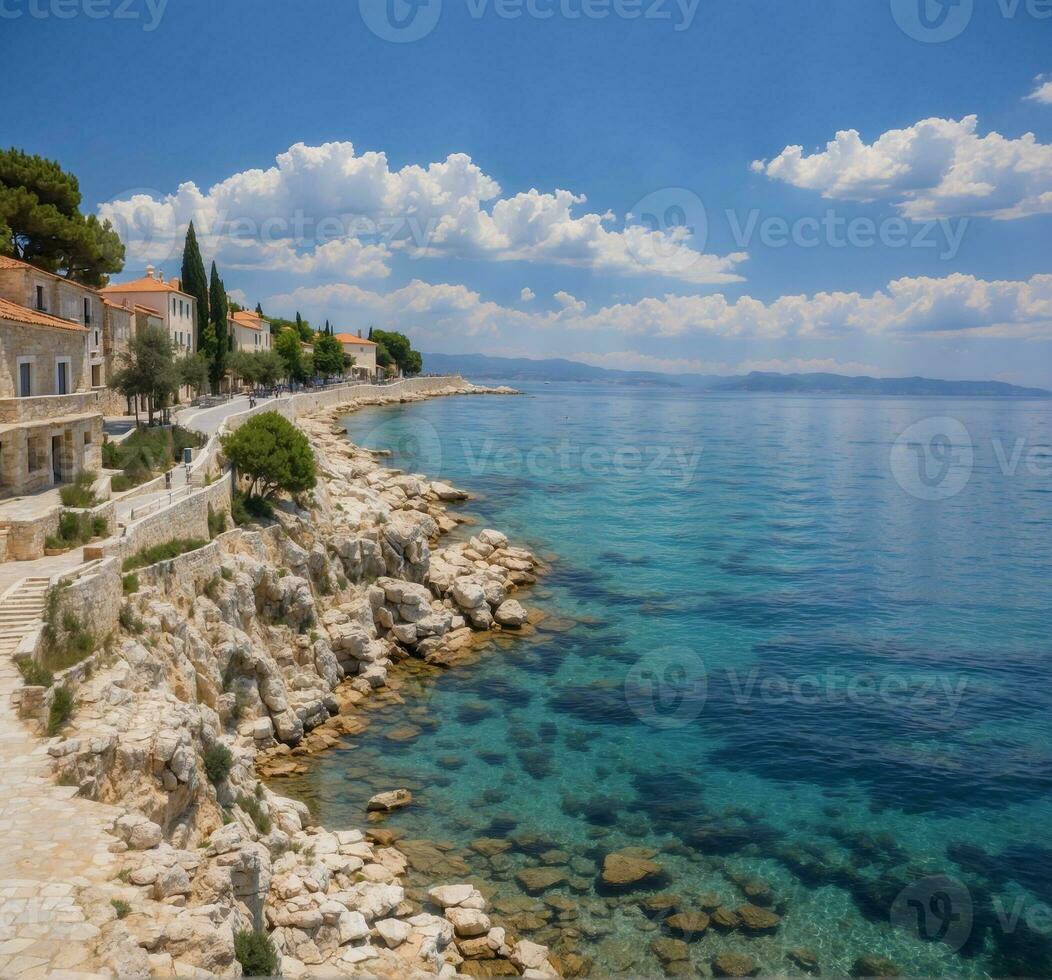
(230, 310, 265, 330)
(334, 333, 377, 346)
(0, 296, 87, 332)
(100, 275, 192, 297)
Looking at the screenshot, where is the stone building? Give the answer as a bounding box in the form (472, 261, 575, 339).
(334, 331, 378, 379)
(99, 266, 197, 356)
(0, 291, 103, 498)
(229, 309, 272, 352)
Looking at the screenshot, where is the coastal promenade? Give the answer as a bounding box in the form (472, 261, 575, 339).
(0, 649, 119, 977)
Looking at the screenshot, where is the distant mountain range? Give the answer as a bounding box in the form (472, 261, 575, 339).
(422, 352, 1051, 397)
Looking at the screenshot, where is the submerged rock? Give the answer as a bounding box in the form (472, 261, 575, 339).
(713, 952, 758, 977)
(366, 788, 413, 812)
(599, 850, 665, 890)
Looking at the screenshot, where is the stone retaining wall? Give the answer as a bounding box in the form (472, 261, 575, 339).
(54, 556, 123, 641)
(96, 473, 233, 565)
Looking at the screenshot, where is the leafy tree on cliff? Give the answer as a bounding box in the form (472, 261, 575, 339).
(0, 147, 124, 286)
(208, 261, 228, 392)
(180, 222, 210, 351)
(221, 412, 317, 501)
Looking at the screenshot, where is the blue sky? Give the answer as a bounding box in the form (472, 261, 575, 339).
(3, 0, 1051, 383)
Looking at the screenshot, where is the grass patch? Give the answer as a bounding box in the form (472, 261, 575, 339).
(234, 929, 279, 977)
(45, 510, 108, 552)
(59, 471, 98, 508)
(236, 792, 272, 835)
(122, 537, 208, 572)
(47, 687, 73, 736)
(40, 590, 97, 673)
(110, 899, 130, 919)
(104, 426, 205, 492)
(207, 504, 227, 539)
(118, 604, 144, 634)
(122, 572, 139, 595)
(204, 743, 234, 785)
(17, 659, 53, 688)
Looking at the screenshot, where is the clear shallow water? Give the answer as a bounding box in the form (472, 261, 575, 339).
(283, 384, 1052, 977)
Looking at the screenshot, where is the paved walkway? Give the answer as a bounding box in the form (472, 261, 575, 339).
(0, 625, 119, 977)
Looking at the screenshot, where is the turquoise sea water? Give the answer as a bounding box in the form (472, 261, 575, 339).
(284, 384, 1052, 977)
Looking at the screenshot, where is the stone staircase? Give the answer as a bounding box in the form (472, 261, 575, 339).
(0, 576, 51, 658)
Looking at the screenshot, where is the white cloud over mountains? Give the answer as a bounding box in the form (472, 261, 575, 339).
(567, 351, 891, 377)
(98, 141, 745, 285)
(266, 271, 1052, 342)
(752, 116, 1052, 220)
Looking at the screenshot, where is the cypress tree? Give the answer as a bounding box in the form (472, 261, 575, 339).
(255, 302, 263, 316)
(208, 261, 228, 392)
(180, 222, 210, 351)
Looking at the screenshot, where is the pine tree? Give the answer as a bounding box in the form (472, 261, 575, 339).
(180, 222, 210, 351)
(208, 261, 228, 393)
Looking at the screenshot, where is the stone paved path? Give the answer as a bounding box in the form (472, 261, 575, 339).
(0, 610, 121, 977)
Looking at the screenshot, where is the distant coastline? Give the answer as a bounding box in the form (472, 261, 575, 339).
(423, 352, 1052, 398)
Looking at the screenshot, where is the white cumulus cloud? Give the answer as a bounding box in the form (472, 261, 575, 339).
(265, 272, 1052, 343)
(752, 116, 1052, 220)
(520, 287, 535, 302)
(99, 141, 745, 285)
(1025, 76, 1052, 105)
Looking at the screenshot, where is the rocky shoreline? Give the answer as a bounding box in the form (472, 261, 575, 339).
(35, 380, 564, 977)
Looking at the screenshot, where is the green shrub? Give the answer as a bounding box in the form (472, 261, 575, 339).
(47, 687, 73, 736)
(40, 592, 96, 673)
(110, 899, 130, 919)
(203, 575, 221, 602)
(102, 440, 122, 469)
(236, 792, 272, 834)
(232, 489, 274, 525)
(122, 538, 208, 572)
(220, 566, 233, 581)
(207, 504, 227, 539)
(233, 928, 279, 977)
(17, 659, 53, 688)
(203, 743, 234, 785)
(110, 473, 134, 493)
(118, 604, 144, 634)
(122, 573, 139, 595)
(59, 471, 98, 508)
(92, 516, 108, 538)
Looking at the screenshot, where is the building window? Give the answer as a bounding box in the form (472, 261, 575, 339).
(18, 361, 31, 397)
(56, 359, 70, 395)
(35, 285, 45, 311)
(172, 297, 176, 315)
(83, 297, 91, 325)
(84, 430, 92, 446)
